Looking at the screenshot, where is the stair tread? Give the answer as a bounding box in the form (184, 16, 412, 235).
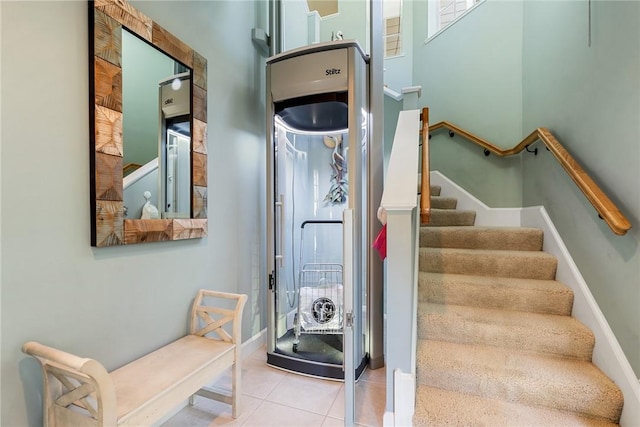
(420, 247, 558, 280)
(418, 302, 594, 359)
(423, 183, 441, 196)
(421, 225, 543, 251)
(414, 385, 619, 427)
(421, 246, 555, 256)
(430, 208, 475, 214)
(416, 340, 623, 421)
(419, 272, 574, 315)
(421, 225, 541, 232)
(425, 208, 476, 226)
(422, 224, 542, 233)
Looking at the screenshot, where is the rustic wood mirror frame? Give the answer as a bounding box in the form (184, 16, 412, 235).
(89, 0, 207, 247)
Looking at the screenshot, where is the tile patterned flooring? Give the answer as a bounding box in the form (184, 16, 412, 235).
(163, 346, 386, 427)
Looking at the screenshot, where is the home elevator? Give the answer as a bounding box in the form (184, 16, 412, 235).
(266, 41, 379, 380)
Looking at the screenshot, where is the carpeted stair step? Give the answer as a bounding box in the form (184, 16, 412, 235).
(426, 208, 476, 226)
(421, 226, 543, 251)
(413, 385, 619, 427)
(420, 247, 558, 280)
(416, 340, 624, 422)
(418, 302, 594, 360)
(419, 272, 574, 315)
(417, 175, 440, 195)
(429, 196, 457, 209)
(419, 181, 441, 196)
(414, 182, 622, 425)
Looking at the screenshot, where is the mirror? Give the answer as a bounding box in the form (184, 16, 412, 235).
(89, 0, 208, 247)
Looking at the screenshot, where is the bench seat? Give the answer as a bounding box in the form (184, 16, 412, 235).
(113, 335, 235, 425)
(23, 290, 247, 427)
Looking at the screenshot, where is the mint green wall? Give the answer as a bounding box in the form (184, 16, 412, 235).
(406, 0, 639, 376)
(521, 0, 640, 376)
(1, 2, 267, 426)
(412, 0, 524, 207)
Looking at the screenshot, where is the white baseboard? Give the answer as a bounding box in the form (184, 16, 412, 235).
(383, 369, 415, 427)
(241, 328, 267, 359)
(430, 170, 639, 426)
(383, 411, 395, 427)
(394, 369, 415, 427)
(430, 171, 522, 227)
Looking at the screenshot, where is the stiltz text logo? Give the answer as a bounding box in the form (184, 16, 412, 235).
(325, 68, 341, 76)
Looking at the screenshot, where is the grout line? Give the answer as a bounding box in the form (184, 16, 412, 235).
(327, 383, 344, 421)
(237, 399, 260, 427)
(192, 347, 386, 426)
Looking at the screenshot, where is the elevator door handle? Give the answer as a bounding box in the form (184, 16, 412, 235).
(275, 194, 284, 268)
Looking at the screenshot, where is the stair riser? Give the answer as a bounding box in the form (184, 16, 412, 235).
(414, 386, 620, 427)
(429, 196, 457, 210)
(419, 273, 574, 315)
(420, 248, 558, 280)
(420, 227, 543, 251)
(425, 210, 476, 226)
(416, 342, 623, 421)
(429, 185, 441, 196)
(417, 311, 594, 360)
(418, 368, 621, 422)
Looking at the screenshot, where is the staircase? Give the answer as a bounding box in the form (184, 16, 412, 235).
(413, 185, 624, 426)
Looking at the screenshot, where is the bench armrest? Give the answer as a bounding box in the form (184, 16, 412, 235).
(22, 341, 117, 425)
(189, 290, 248, 346)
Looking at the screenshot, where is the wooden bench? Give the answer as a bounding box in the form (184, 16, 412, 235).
(22, 290, 247, 427)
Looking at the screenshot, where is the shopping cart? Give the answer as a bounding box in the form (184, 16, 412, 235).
(292, 220, 343, 353)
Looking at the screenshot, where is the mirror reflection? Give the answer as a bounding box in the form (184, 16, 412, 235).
(281, 0, 370, 54)
(120, 30, 192, 220)
(383, 0, 402, 58)
(160, 75, 191, 218)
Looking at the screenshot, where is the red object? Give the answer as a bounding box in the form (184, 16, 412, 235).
(372, 224, 387, 260)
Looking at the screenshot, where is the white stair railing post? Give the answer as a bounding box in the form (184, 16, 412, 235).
(380, 109, 421, 425)
(401, 86, 422, 110)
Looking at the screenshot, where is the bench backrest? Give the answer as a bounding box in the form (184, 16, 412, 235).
(190, 290, 247, 347)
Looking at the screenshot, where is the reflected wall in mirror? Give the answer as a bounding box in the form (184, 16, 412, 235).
(280, 0, 370, 54)
(90, 0, 208, 247)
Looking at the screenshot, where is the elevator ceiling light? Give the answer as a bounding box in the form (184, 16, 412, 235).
(276, 101, 349, 134)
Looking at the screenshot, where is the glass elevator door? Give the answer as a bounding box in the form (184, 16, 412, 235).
(270, 124, 353, 379)
(267, 97, 369, 380)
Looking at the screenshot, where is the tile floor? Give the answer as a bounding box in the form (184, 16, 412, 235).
(163, 346, 386, 427)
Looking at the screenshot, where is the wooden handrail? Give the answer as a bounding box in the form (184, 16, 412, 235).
(429, 121, 631, 236)
(420, 108, 431, 224)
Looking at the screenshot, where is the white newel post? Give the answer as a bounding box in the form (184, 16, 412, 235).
(383, 206, 418, 426)
(380, 109, 421, 426)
